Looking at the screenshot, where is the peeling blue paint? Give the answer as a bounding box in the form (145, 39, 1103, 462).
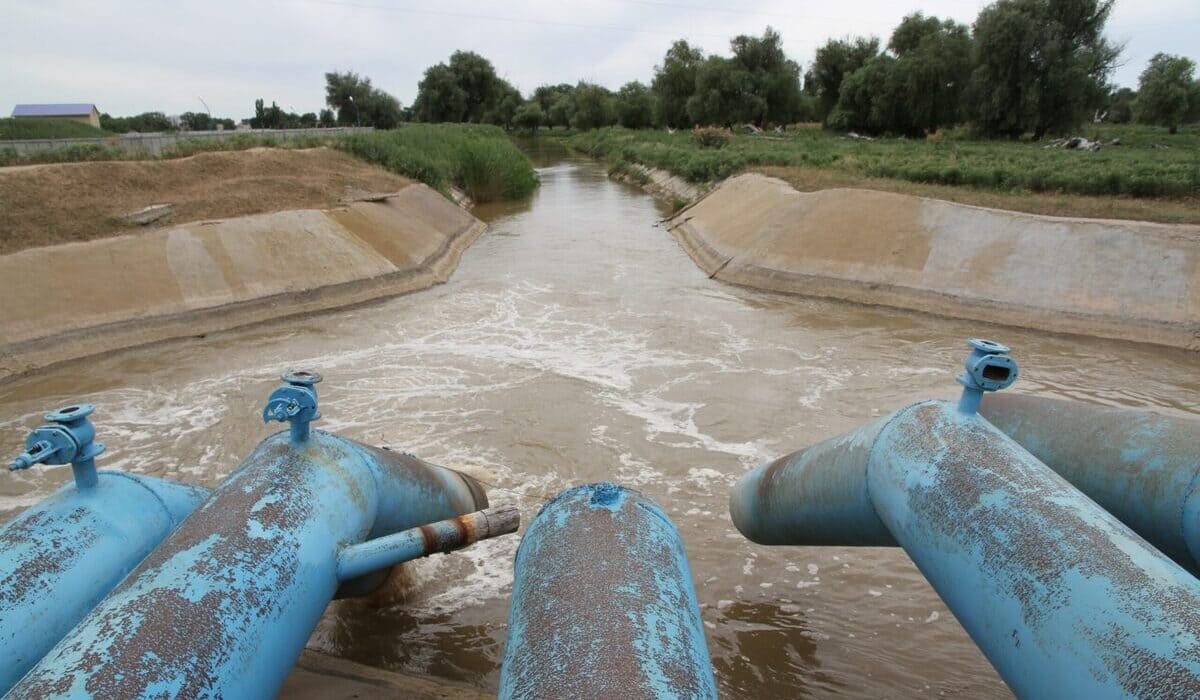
(1, 407, 209, 695)
(6, 427, 489, 699)
(980, 393, 1200, 572)
(730, 400, 1200, 698)
(500, 483, 717, 700)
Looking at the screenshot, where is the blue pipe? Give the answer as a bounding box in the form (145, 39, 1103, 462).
(730, 343, 1200, 698)
(1, 405, 209, 695)
(6, 372, 503, 699)
(500, 483, 717, 700)
(980, 392, 1200, 571)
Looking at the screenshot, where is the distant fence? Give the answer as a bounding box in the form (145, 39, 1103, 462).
(1, 126, 375, 157)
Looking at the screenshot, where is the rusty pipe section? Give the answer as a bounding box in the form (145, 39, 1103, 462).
(337, 506, 519, 581)
(731, 400, 1200, 698)
(980, 393, 1200, 571)
(1, 406, 209, 696)
(7, 430, 491, 699)
(500, 483, 717, 700)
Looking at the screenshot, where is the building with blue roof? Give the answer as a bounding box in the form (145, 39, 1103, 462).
(11, 104, 101, 127)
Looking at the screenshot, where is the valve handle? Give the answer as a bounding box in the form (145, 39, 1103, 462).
(11, 440, 59, 471)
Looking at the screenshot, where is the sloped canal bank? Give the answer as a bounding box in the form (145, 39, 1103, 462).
(2, 141, 1197, 697)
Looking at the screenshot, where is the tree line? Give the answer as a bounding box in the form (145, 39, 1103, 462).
(96, 0, 1200, 138)
(389, 0, 1198, 138)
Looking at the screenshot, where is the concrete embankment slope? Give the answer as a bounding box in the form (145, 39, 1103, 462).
(668, 174, 1200, 350)
(0, 183, 486, 379)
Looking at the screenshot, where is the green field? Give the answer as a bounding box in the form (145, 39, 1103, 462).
(0, 118, 109, 140)
(564, 123, 1200, 223)
(569, 124, 1200, 200)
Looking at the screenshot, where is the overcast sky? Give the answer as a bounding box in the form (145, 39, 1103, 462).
(3, 0, 1197, 119)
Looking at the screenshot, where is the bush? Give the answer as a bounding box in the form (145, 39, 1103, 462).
(691, 127, 731, 149)
(335, 124, 537, 202)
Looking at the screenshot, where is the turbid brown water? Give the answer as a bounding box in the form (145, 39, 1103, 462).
(2, 141, 1198, 698)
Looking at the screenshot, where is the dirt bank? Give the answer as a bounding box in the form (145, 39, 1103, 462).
(667, 173, 1200, 350)
(0, 183, 486, 380)
(0, 147, 411, 254)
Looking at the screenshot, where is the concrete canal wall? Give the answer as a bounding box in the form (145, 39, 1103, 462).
(666, 173, 1200, 350)
(0, 182, 486, 380)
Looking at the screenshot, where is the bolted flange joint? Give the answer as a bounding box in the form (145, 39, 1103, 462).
(10, 404, 106, 489)
(956, 338, 1018, 415)
(263, 370, 322, 444)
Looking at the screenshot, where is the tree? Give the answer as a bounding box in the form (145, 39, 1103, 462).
(966, 0, 1120, 138)
(547, 96, 573, 128)
(687, 56, 756, 126)
(484, 80, 523, 129)
(533, 84, 574, 113)
(1135, 53, 1196, 134)
(412, 64, 468, 122)
(830, 56, 912, 135)
(652, 40, 704, 128)
(616, 81, 655, 129)
(449, 51, 505, 122)
(324, 71, 403, 128)
(887, 14, 973, 133)
(251, 99, 286, 129)
(729, 27, 804, 125)
(100, 112, 174, 133)
(804, 37, 880, 123)
(412, 51, 515, 124)
(325, 71, 372, 123)
(179, 111, 211, 131)
(513, 101, 545, 132)
(1106, 86, 1136, 123)
(570, 82, 615, 130)
(318, 108, 336, 127)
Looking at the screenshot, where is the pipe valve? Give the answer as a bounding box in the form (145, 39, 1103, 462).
(10, 404, 105, 489)
(957, 338, 1017, 414)
(263, 370, 322, 443)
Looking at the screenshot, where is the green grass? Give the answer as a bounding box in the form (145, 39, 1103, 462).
(0, 124, 540, 203)
(568, 123, 1200, 200)
(335, 124, 538, 202)
(0, 118, 109, 140)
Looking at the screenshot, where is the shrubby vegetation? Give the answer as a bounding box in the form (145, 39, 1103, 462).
(568, 123, 1200, 199)
(335, 124, 537, 202)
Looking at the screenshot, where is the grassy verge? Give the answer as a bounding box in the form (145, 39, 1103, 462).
(335, 124, 537, 202)
(568, 124, 1200, 223)
(0, 117, 110, 140)
(0, 125, 539, 203)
